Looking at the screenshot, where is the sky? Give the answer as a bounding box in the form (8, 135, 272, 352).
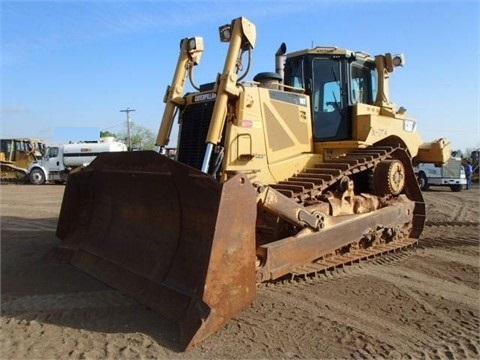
(1, 0, 479, 152)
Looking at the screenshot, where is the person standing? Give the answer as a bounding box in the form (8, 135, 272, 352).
(464, 161, 473, 190)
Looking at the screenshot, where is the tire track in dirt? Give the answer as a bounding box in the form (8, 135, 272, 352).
(423, 194, 461, 224)
(425, 221, 478, 227)
(420, 226, 480, 249)
(257, 279, 438, 355)
(363, 261, 480, 358)
(393, 285, 480, 359)
(454, 202, 470, 223)
(1, 218, 57, 232)
(236, 294, 390, 358)
(423, 191, 479, 224)
(249, 240, 479, 358)
(416, 247, 479, 268)
(423, 192, 462, 208)
(421, 237, 479, 249)
(1, 291, 137, 315)
(363, 266, 478, 308)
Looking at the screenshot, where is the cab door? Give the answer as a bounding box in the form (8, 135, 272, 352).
(311, 58, 350, 141)
(44, 147, 65, 172)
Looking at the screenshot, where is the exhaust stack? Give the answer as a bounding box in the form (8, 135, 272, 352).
(275, 42, 287, 82)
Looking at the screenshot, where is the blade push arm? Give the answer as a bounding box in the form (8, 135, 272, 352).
(156, 37, 204, 147)
(201, 17, 256, 173)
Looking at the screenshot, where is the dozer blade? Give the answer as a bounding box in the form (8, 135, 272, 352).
(55, 151, 257, 350)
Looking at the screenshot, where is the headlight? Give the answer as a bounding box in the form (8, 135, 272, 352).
(392, 54, 406, 67)
(188, 37, 197, 51)
(219, 24, 231, 42)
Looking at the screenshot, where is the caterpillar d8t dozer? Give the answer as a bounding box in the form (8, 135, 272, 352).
(55, 17, 451, 350)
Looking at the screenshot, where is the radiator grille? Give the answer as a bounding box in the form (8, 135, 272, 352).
(177, 101, 214, 170)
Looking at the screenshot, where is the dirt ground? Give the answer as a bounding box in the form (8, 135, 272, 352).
(1, 183, 479, 359)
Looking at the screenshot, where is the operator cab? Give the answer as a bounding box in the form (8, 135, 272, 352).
(284, 47, 378, 142)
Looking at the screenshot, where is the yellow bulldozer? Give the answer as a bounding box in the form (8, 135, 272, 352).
(1, 138, 46, 182)
(54, 17, 450, 350)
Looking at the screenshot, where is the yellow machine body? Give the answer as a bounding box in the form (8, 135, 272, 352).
(54, 17, 451, 350)
(0, 138, 46, 182)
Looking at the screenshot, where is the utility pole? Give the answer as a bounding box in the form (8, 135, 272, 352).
(120, 107, 135, 151)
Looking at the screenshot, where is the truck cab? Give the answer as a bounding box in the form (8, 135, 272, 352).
(28, 145, 75, 185)
(415, 156, 466, 192)
(43, 146, 67, 173)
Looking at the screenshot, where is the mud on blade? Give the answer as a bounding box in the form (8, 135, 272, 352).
(56, 151, 257, 350)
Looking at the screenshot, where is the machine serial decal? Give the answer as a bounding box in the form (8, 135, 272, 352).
(269, 90, 308, 106)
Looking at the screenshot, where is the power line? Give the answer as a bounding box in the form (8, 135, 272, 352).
(120, 107, 136, 151)
(101, 122, 125, 130)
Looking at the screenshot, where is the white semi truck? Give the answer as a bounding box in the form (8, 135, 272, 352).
(28, 137, 127, 185)
(415, 156, 466, 192)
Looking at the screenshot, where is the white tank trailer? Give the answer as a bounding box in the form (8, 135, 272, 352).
(28, 137, 127, 185)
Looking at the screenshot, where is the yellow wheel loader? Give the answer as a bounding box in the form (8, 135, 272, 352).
(54, 17, 451, 350)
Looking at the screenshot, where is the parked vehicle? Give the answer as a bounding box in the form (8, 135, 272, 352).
(1, 138, 47, 182)
(415, 157, 466, 191)
(28, 137, 127, 184)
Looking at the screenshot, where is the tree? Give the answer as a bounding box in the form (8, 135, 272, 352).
(464, 146, 480, 161)
(100, 130, 117, 139)
(117, 121, 156, 150)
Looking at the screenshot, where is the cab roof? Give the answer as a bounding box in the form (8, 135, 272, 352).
(286, 46, 374, 62)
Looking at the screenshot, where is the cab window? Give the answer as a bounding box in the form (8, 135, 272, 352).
(47, 147, 59, 157)
(285, 59, 305, 90)
(350, 63, 376, 105)
(312, 58, 344, 139)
